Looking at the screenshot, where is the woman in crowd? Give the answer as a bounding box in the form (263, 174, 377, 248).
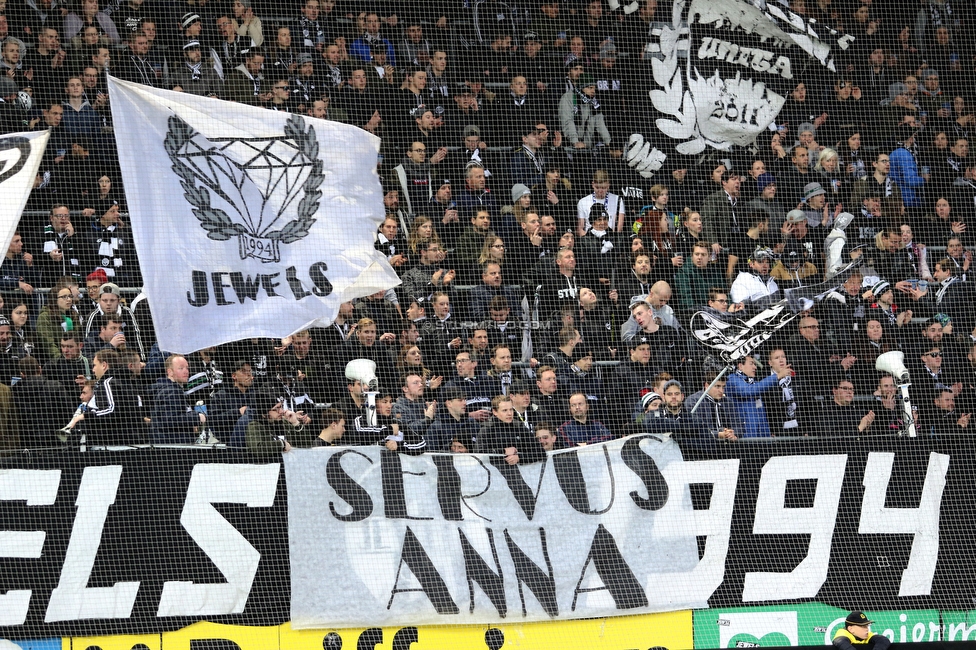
(395, 344, 443, 393)
(37, 281, 82, 359)
(8, 301, 39, 361)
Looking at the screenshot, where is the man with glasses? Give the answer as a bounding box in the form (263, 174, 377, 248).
(816, 376, 875, 436)
(444, 351, 491, 417)
(392, 141, 432, 216)
(511, 123, 547, 187)
(268, 78, 295, 111)
(914, 344, 961, 405)
(789, 315, 854, 398)
(41, 205, 80, 285)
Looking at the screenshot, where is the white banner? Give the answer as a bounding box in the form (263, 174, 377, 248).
(284, 436, 741, 628)
(107, 77, 399, 353)
(0, 130, 49, 254)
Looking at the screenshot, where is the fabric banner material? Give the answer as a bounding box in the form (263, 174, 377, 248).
(0, 130, 49, 253)
(107, 77, 400, 353)
(285, 437, 719, 628)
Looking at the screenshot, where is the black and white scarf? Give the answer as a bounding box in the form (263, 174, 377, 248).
(186, 60, 202, 81)
(572, 87, 600, 114)
(777, 374, 799, 429)
(297, 16, 324, 49)
(928, 0, 953, 28)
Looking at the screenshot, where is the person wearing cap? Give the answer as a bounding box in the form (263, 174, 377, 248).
(511, 123, 547, 188)
(834, 612, 891, 650)
(800, 181, 831, 229)
(613, 335, 659, 425)
(745, 173, 787, 232)
(730, 247, 778, 306)
(889, 124, 928, 209)
(514, 32, 549, 93)
(425, 386, 478, 451)
(559, 72, 612, 153)
(169, 39, 221, 97)
(179, 11, 203, 43)
(208, 360, 256, 445)
(81, 282, 145, 359)
(351, 389, 427, 453)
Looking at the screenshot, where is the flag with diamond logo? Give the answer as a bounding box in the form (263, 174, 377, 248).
(108, 76, 399, 354)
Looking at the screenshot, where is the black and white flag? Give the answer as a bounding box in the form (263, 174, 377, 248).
(0, 130, 49, 253)
(108, 77, 399, 353)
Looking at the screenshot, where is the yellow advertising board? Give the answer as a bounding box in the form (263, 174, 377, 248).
(68, 611, 692, 650)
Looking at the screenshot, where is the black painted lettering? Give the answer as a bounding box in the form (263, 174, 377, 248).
(357, 628, 383, 650)
(211, 272, 234, 306)
(553, 446, 615, 515)
(459, 528, 506, 617)
(309, 261, 333, 297)
(491, 458, 546, 520)
(286, 266, 312, 301)
(189, 641, 241, 650)
(382, 450, 433, 520)
(260, 272, 281, 296)
(326, 449, 374, 522)
(620, 435, 669, 510)
(388, 527, 460, 615)
(503, 528, 558, 617)
(392, 627, 419, 650)
(186, 270, 209, 306)
(571, 524, 648, 611)
(228, 272, 261, 303)
(433, 455, 463, 521)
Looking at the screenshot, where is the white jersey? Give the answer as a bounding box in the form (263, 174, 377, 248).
(730, 271, 778, 304)
(578, 192, 625, 232)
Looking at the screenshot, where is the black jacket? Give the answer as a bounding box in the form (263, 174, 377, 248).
(84, 370, 146, 446)
(477, 417, 545, 463)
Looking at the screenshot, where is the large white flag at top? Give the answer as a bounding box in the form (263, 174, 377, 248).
(107, 76, 400, 354)
(0, 130, 49, 255)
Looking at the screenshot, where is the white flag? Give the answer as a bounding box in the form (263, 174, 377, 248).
(107, 77, 400, 354)
(0, 130, 49, 254)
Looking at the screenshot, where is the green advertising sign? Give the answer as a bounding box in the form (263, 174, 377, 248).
(693, 603, 943, 648)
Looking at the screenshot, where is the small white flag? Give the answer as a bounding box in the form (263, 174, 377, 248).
(107, 76, 400, 354)
(0, 130, 50, 255)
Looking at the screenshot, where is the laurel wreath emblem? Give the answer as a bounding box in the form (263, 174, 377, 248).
(163, 114, 323, 244)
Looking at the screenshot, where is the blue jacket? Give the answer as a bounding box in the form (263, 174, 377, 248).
(724, 372, 779, 438)
(889, 146, 926, 208)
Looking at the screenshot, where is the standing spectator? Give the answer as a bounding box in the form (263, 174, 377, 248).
(725, 355, 790, 437)
(84, 348, 144, 445)
(477, 394, 545, 464)
(889, 125, 929, 212)
(816, 376, 876, 436)
(673, 242, 726, 318)
(701, 170, 742, 249)
(41, 204, 80, 285)
(577, 169, 625, 235)
(557, 391, 612, 446)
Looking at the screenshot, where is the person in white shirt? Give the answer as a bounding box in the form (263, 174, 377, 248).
(577, 168, 625, 235)
(730, 248, 779, 306)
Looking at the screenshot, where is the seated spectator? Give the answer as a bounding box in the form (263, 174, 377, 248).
(149, 354, 206, 444)
(923, 389, 971, 437)
(225, 47, 269, 106)
(83, 313, 126, 356)
(170, 40, 222, 97)
(557, 391, 612, 446)
(349, 13, 394, 66)
(815, 376, 877, 436)
(559, 74, 612, 155)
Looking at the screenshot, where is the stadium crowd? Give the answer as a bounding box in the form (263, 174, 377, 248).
(0, 0, 975, 455)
